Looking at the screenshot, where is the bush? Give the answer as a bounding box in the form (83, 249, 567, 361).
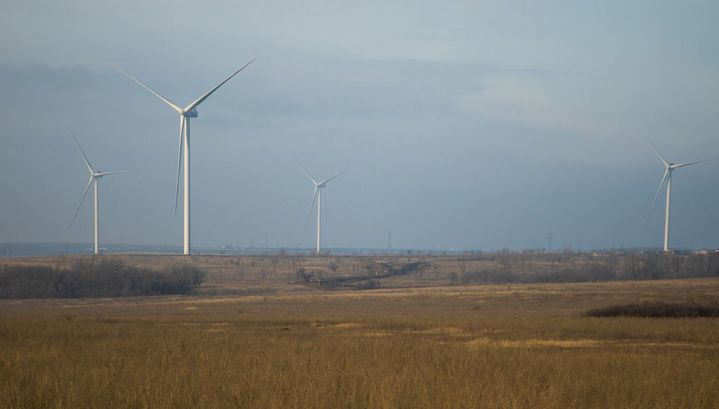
(459, 251, 719, 284)
(585, 302, 719, 318)
(0, 258, 208, 298)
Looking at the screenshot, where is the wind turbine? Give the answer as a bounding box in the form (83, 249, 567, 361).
(69, 132, 121, 255)
(650, 143, 715, 253)
(116, 59, 254, 255)
(302, 165, 347, 254)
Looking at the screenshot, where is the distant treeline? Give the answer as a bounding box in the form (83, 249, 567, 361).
(456, 251, 719, 284)
(0, 258, 207, 298)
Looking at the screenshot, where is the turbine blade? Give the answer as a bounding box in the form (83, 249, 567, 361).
(69, 129, 94, 174)
(319, 170, 348, 186)
(175, 116, 185, 213)
(300, 163, 318, 185)
(649, 142, 669, 168)
(305, 187, 318, 231)
(69, 177, 94, 227)
(184, 59, 255, 111)
(114, 65, 183, 113)
(672, 157, 719, 169)
(95, 171, 123, 177)
(650, 168, 669, 213)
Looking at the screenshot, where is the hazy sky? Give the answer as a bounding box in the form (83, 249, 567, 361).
(1, 0, 718, 251)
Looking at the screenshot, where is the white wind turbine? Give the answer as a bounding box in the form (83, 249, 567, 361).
(650, 143, 716, 253)
(116, 60, 254, 255)
(69, 132, 121, 255)
(302, 165, 347, 254)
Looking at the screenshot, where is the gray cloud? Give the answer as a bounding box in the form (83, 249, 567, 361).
(1, 1, 719, 251)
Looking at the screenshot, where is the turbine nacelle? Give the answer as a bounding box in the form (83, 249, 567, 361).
(183, 108, 198, 118)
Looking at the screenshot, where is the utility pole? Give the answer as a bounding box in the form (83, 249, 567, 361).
(548, 232, 553, 252)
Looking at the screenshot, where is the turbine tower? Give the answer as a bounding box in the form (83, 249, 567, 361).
(302, 165, 347, 254)
(650, 143, 715, 253)
(69, 132, 121, 255)
(116, 60, 254, 255)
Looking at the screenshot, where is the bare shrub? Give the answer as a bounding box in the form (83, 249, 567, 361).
(0, 258, 208, 298)
(585, 302, 719, 318)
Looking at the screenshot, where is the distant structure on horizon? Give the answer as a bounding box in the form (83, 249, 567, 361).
(649, 143, 716, 253)
(301, 165, 347, 254)
(68, 132, 121, 255)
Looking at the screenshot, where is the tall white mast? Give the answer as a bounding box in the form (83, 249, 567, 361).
(94, 178, 99, 255)
(183, 117, 191, 254)
(316, 189, 321, 253)
(663, 171, 671, 252)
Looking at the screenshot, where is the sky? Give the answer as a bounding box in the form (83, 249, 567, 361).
(1, 0, 718, 251)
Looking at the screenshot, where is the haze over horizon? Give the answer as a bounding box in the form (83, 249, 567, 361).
(1, 1, 718, 251)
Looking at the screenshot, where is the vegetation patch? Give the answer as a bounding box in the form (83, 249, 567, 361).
(296, 261, 429, 290)
(585, 302, 719, 318)
(3, 278, 719, 408)
(0, 258, 207, 298)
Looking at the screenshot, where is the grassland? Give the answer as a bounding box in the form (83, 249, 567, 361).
(1, 255, 719, 408)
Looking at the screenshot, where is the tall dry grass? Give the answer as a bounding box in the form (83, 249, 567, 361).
(1, 278, 719, 408)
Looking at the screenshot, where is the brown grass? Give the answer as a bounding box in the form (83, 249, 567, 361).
(1, 257, 719, 408)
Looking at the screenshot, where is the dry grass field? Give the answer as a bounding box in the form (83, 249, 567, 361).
(1, 255, 719, 408)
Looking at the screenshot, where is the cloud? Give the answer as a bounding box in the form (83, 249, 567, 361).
(454, 75, 598, 139)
